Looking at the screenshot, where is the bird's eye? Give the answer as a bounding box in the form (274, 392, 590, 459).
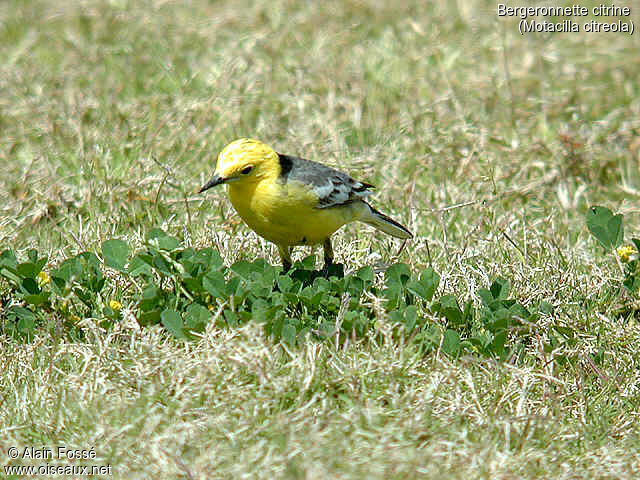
(241, 166, 253, 175)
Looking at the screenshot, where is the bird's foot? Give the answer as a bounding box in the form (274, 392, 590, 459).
(282, 260, 292, 274)
(320, 261, 344, 279)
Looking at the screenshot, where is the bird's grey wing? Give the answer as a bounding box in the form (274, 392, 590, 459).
(277, 154, 374, 208)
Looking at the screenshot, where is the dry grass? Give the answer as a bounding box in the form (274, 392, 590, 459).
(1, 0, 640, 478)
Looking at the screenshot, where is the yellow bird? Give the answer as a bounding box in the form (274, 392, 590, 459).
(199, 138, 412, 274)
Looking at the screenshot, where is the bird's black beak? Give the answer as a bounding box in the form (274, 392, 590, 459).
(198, 174, 226, 193)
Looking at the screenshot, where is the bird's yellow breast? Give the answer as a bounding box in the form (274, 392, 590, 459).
(227, 179, 365, 247)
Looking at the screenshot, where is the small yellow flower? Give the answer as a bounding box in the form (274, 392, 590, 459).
(37, 271, 50, 285)
(208, 304, 215, 312)
(109, 300, 122, 311)
(617, 245, 635, 263)
(70, 314, 81, 323)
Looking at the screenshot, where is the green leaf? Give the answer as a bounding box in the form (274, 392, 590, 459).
(420, 324, 442, 349)
(231, 260, 261, 279)
(490, 330, 508, 358)
(17, 262, 42, 279)
(283, 291, 299, 304)
(11, 251, 44, 280)
(384, 264, 411, 309)
(77, 252, 105, 293)
(194, 248, 224, 270)
(139, 284, 162, 309)
(537, 301, 554, 315)
(225, 276, 241, 297)
(389, 306, 420, 333)
(7, 306, 37, 336)
(10, 306, 36, 322)
(442, 329, 461, 356)
(623, 274, 640, 293)
(161, 309, 187, 339)
(355, 266, 374, 285)
(148, 228, 180, 251)
(182, 276, 204, 295)
(176, 248, 196, 270)
(554, 325, 575, 339)
(138, 310, 161, 326)
(297, 255, 317, 270)
(0, 268, 21, 286)
(17, 315, 37, 334)
(508, 302, 530, 320)
(483, 308, 510, 332)
(152, 254, 172, 275)
(27, 249, 39, 263)
(79, 251, 101, 270)
(329, 276, 346, 296)
(24, 291, 50, 306)
(277, 274, 294, 293)
(314, 321, 335, 339)
(184, 303, 210, 332)
(404, 305, 419, 333)
(477, 288, 493, 307)
(50, 257, 81, 293)
(406, 267, 439, 301)
(0, 249, 18, 269)
(253, 298, 283, 323)
(223, 309, 239, 327)
(21, 277, 40, 295)
(389, 309, 404, 324)
(102, 239, 130, 272)
(438, 295, 463, 326)
(586, 206, 623, 250)
(632, 238, 640, 253)
(311, 277, 330, 293)
(462, 300, 474, 324)
(282, 322, 297, 346)
(300, 286, 325, 310)
(490, 277, 510, 300)
(385, 263, 411, 288)
(128, 254, 153, 277)
(203, 270, 227, 298)
(345, 276, 365, 297)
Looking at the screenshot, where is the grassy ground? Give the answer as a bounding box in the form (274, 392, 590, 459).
(1, 0, 640, 478)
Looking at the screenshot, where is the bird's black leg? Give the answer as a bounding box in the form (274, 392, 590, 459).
(282, 259, 291, 273)
(278, 245, 292, 274)
(321, 238, 334, 277)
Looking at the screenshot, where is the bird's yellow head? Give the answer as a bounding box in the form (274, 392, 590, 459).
(199, 138, 279, 193)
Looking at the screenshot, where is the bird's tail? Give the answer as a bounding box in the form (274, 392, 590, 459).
(360, 203, 412, 239)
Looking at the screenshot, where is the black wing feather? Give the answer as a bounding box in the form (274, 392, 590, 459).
(277, 153, 374, 208)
